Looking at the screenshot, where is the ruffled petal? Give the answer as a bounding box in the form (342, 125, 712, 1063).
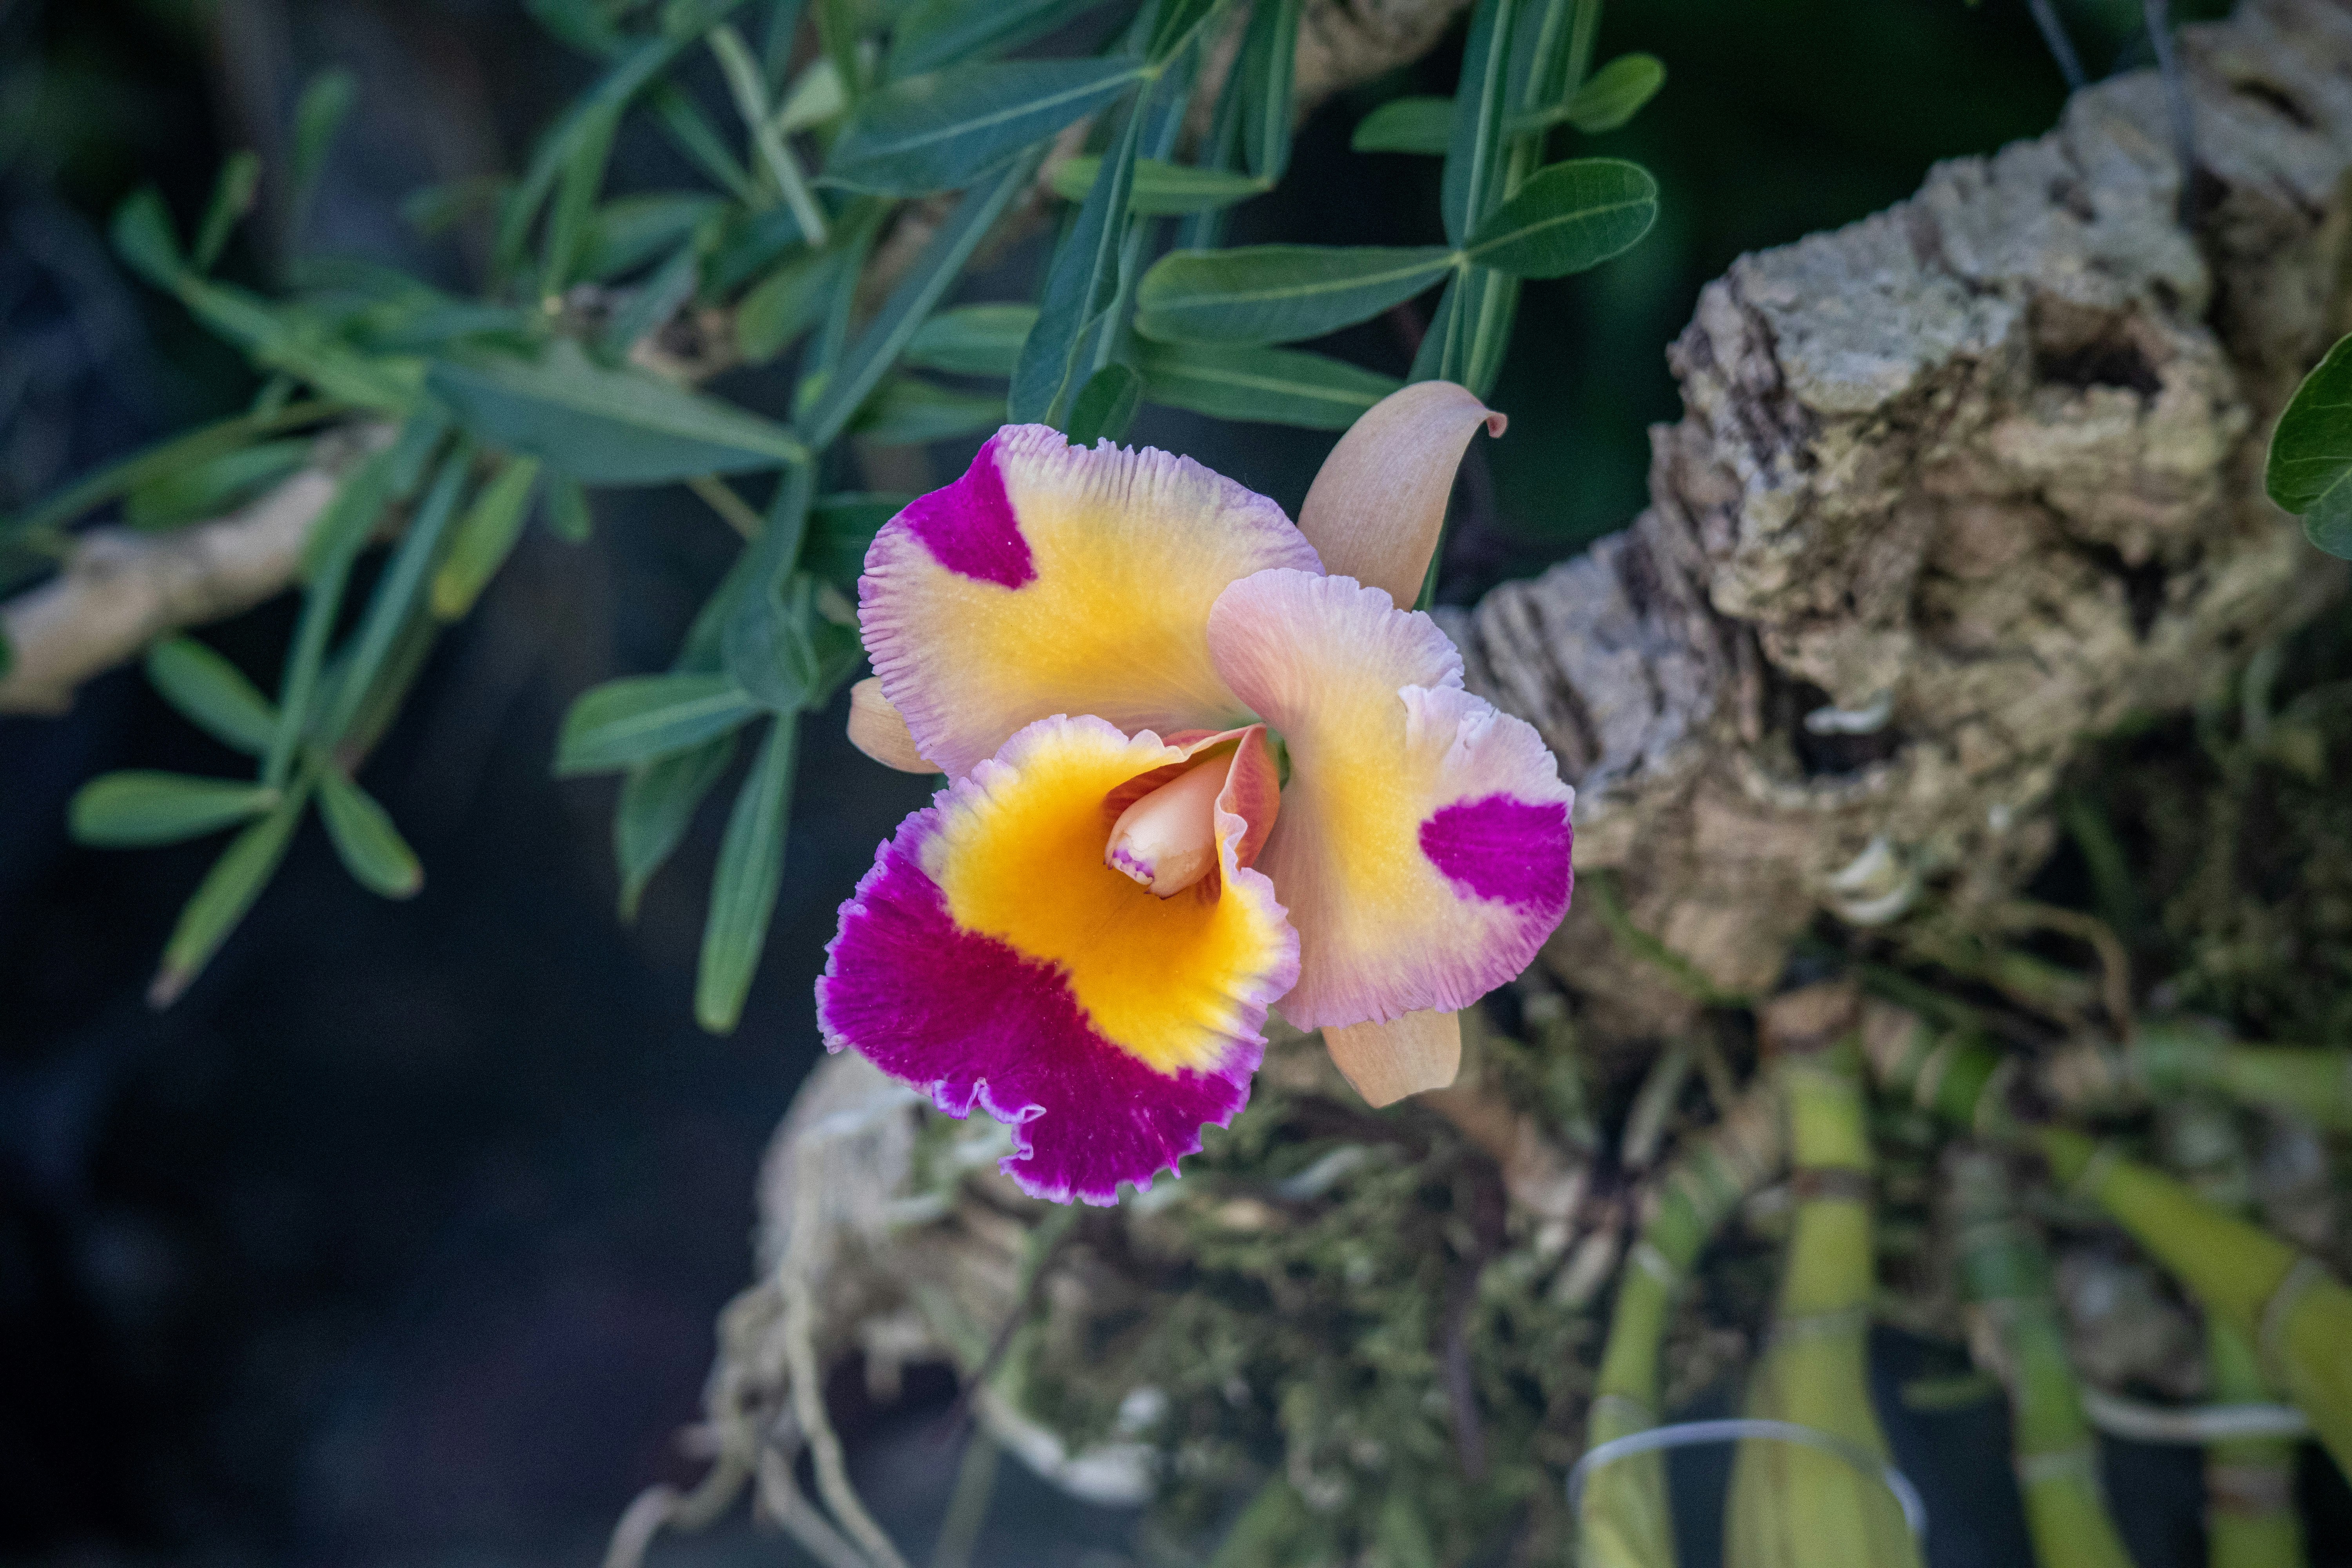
(1206, 569, 1573, 1031)
(816, 715, 1297, 1204)
(860, 426, 1323, 779)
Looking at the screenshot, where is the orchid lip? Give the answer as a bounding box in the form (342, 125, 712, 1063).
(1105, 754, 1228, 897)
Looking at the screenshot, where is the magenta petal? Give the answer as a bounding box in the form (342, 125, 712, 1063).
(817, 805, 1261, 1206)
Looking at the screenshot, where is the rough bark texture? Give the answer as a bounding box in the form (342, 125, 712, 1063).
(1445, 0, 2352, 1037)
(667, 2, 2352, 1544)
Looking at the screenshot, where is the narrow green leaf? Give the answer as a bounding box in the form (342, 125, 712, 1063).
(802, 151, 1039, 446)
(891, 0, 1106, 77)
(150, 785, 309, 1007)
(323, 445, 471, 742)
(904, 304, 1038, 376)
(1135, 244, 1454, 345)
(542, 103, 622, 295)
(429, 340, 808, 483)
(850, 378, 1007, 445)
(1441, 0, 1522, 245)
(124, 439, 310, 530)
(271, 447, 397, 789)
(317, 768, 423, 898)
(615, 731, 740, 921)
(1351, 95, 1452, 155)
(193, 151, 264, 272)
(5, 399, 338, 544)
(555, 673, 762, 775)
(495, 38, 688, 281)
(724, 467, 817, 711)
(1137, 339, 1399, 428)
(736, 243, 850, 363)
(824, 58, 1144, 195)
(1146, 0, 1229, 64)
(777, 55, 849, 132)
(647, 84, 759, 204)
(710, 22, 831, 246)
(1064, 362, 1142, 446)
(696, 715, 797, 1034)
(1463, 158, 1658, 278)
(580, 191, 728, 280)
(1047, 156, 1267, 215)
(291, 69, 359, 212)
(804, 491, 907, 587)
(146, 638, 279, 755)
(1546, 52, 1665, 135)
(2267, 331, 2352, 560)
(1011, 103, 1144, 423)
(601, 235, 708, 359)
(544, 475, 594, 543)
(70, 772, 278, 848)
(111, 187, 186, 290)
(432, 455, 543, 619)
(1238, 0, 1302, 181)
(815, 0, 862, 108)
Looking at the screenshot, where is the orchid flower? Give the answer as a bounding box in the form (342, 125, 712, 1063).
(817, 383, 1575, 1205)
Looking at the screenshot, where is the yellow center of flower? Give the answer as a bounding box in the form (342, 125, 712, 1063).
(925, 728, 1288, 1076)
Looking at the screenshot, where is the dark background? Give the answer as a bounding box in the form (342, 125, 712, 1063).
(0, 0, 2241, 1563)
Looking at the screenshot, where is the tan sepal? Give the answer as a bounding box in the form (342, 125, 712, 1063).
(1297, 382, 1506, 606)
(1324, 1009, 1463, 1107)
(847, 677, 934, 773)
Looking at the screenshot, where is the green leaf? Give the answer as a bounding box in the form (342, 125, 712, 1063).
(601, 235, 708, 358)
(1238, 0, 1301, 181)
(1441, 0, 1521, 245)
(495, 38, 689, 281)
(150, 786, 308, 1007)
(805, 491, 907, 587)
(542, 102, 623, 294)
(271, 447, 398, 789)
(1135, 244, 1454, 346)
(904, 304, 1037, 376)
(647, 83, 759, 204)
(111, 187, 186, 289)
(429, 340, 808, 483)
(1137, 340, 1399, 428)
(70, 772, 278, 848)
(1064, 362, 1142, 446)
(825, 58, 1144, 195)
(696, 715, 797, 1034)
(146, 638, 279, 755)
(432, 454, 543, 619)
(801, 151, 1039, 446)
(850, 377, 1007, 445)
(890, 0, 1106, 77)
(555, 673, 762, 775)
(124, 439, 310, 530)
(581, 192, 728, 280)
(5, 399, 338, 544)
(1351, 95, 1452, 155)
(1557, 52, 1665, 134)
(172, 276, 426, 412)
(615, 731, 740, 921)
(1047, 156, 1267, 215)
(322, 445, 472, 743)
(2268, 331, 2352, 560)
(1145, 0, 1229, 63)
(1463, 158, 1657, 278)
(544, 475, 594, 543)
(291, 69, 359, 212)
(1011, 102, 1144, 423)
(724, 467, 817, 711)
(317, 768, 423, 898)
(736, 243, 852, 363)
(193, 150, 264, 272)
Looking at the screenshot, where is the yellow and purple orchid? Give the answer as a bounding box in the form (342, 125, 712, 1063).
(816, 383, 1575, 1205)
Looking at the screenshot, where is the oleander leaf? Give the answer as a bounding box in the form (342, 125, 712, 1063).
(145, 638, 280, 755)
(695, 715, 797, 1034)
(555, 673, 762, 775)
(70, 772, 279, 848)
(1352, 96, 1452, 155)
(1047, 156, 1267, 214)
(317, 768, 423, 898)
(826, 57, 1143, 195)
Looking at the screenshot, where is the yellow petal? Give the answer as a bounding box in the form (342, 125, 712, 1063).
(1297, 381, 1506, 606)
(1323, 1009, 1462, 1107)
(846, 677, 934, 772)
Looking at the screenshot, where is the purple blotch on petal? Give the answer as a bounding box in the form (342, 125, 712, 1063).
(897, 432, 1036, 588)
(816, 808, 1258, 1206)
(1419, 793, 1573, 910)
